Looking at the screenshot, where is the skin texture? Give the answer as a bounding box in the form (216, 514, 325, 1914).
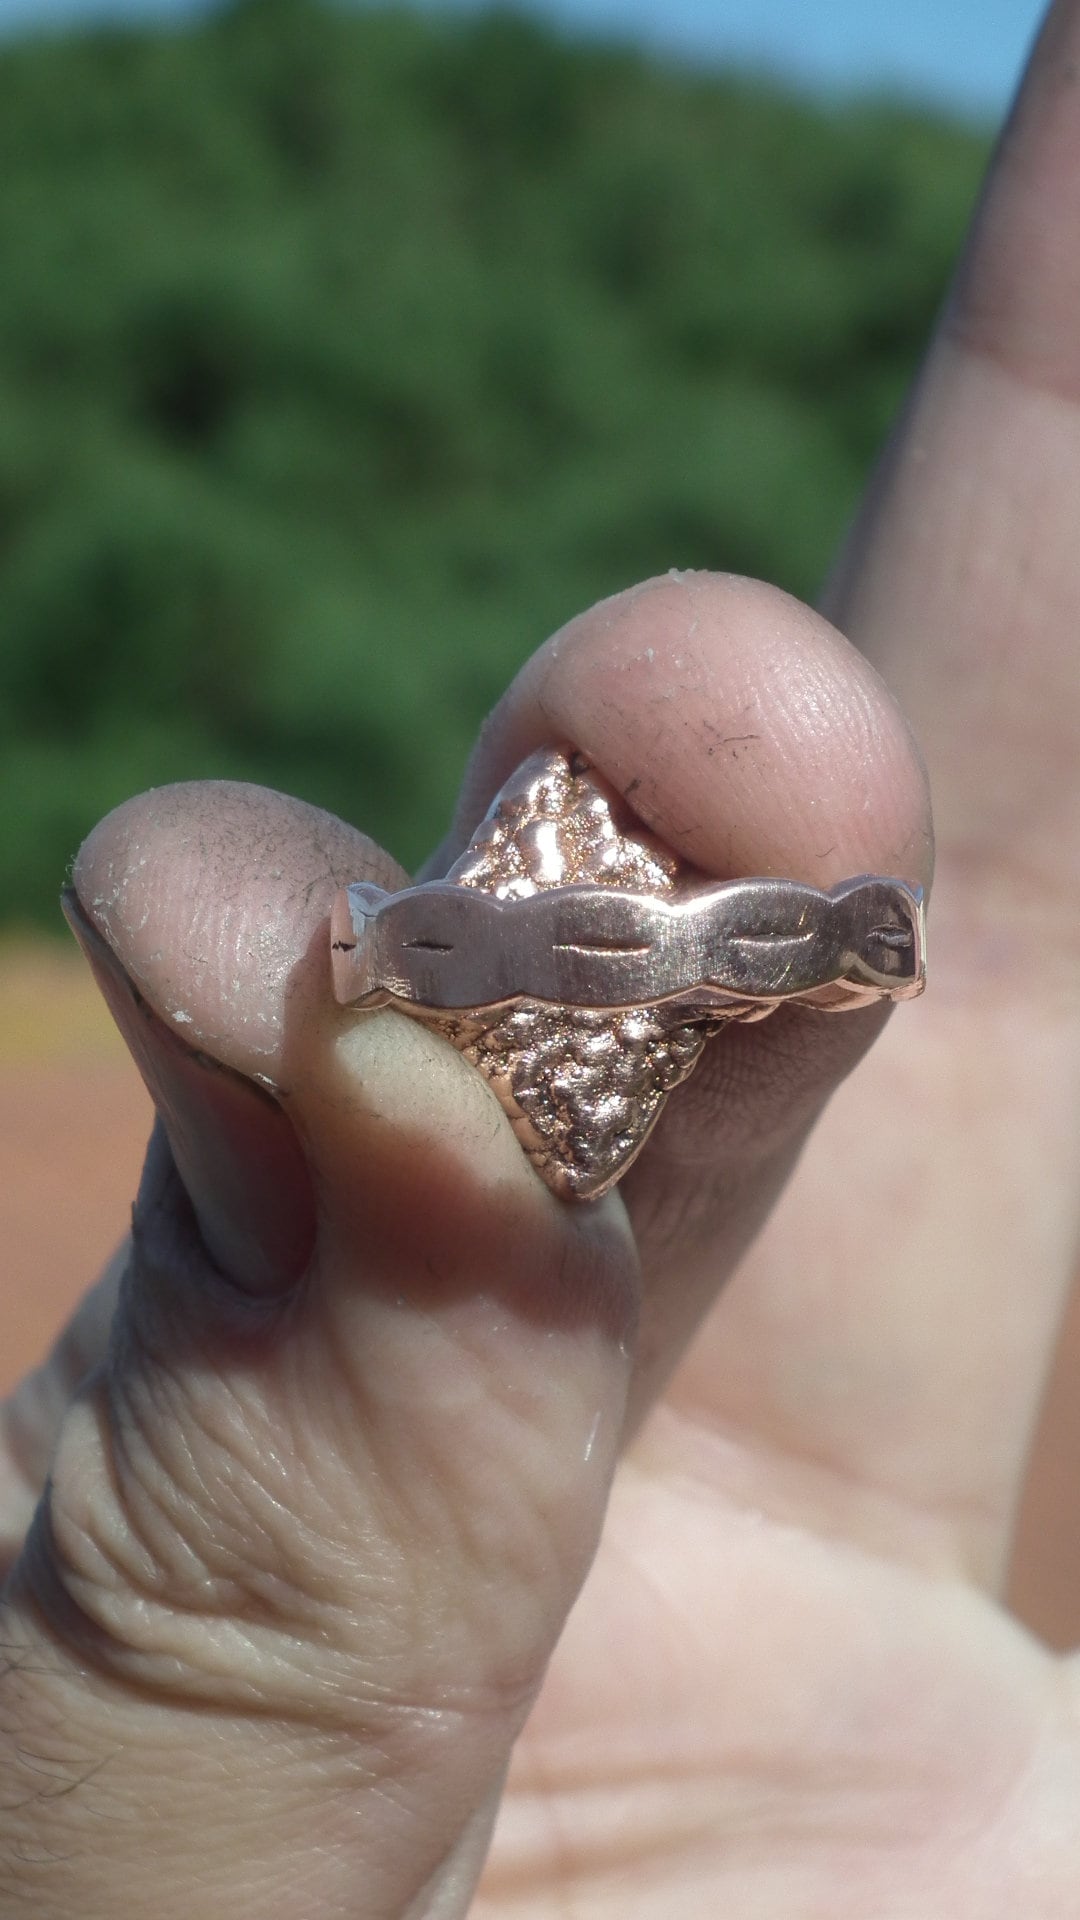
(2, 3, 1080, 1913)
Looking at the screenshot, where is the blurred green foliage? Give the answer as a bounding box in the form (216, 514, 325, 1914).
(0, 0, 988, 922)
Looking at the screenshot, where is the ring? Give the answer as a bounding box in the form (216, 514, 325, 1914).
(331, 747, 926, 1200)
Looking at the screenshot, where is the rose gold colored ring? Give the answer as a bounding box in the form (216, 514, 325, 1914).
(332, 748, 926, 1200)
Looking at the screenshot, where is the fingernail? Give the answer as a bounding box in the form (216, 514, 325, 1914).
(62, 890, 314, 1293)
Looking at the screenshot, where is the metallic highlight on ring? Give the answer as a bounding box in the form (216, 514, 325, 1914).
(331, 872, 925, 1015)
(331, 745, 927, 1200)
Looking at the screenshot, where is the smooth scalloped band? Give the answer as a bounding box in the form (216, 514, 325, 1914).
(331, 872, 926, 1017)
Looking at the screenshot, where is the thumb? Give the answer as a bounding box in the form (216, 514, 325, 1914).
(2, 780, 637, 1920)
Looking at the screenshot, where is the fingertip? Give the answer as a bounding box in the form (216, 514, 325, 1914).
(452, 571, 933, 893)
(64, 888, 315, 1294)
(69, 778, 408, 1080)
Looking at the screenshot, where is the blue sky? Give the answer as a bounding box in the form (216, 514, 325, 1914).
(0, 0, 1047, 121)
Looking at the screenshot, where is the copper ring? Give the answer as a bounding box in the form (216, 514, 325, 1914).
(332, 747, 925, 1199)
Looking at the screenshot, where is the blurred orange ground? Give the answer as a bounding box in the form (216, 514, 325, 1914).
(0, 941, 152, 1385)
(1, 938, 1078, 1646)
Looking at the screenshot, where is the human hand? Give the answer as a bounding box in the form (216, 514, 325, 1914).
(2, 5, 1079, 1917)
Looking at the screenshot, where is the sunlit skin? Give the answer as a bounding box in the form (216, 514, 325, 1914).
(2, 3, 1080, 1914)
